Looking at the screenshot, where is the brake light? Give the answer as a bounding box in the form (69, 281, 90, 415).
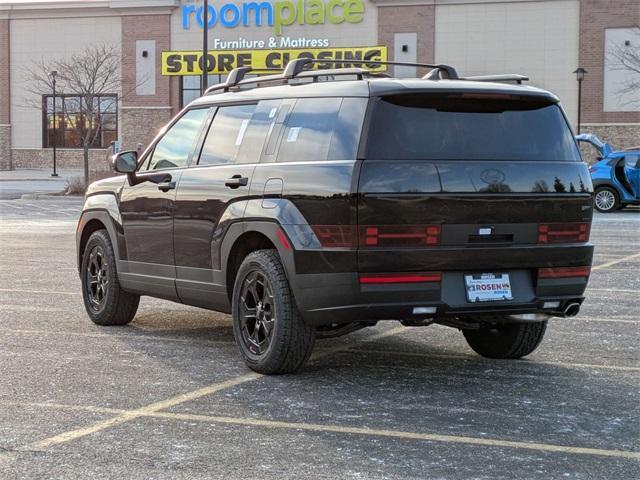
(538, 266, 591, 278)
(538, 222, 590, 243)
(311, 226, 356, 248)
(359, 272, 442, 284)
(361, 225, 441, 247)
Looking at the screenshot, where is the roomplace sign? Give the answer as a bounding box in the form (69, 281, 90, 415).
(182, 0, 366, 35)
(161, 46, 387, 75)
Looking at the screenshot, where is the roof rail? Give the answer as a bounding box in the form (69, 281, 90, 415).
(282, 58, 459, 80)
(204, 67, 281, 94)
(462, 74, 529, 85)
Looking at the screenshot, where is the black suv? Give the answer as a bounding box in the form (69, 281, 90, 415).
(76, 59, 594, 374)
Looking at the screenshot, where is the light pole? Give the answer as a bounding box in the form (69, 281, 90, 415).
(50, 70, 58, 177)
(201, 0, 208, 95)
(573, 67, 587, 134)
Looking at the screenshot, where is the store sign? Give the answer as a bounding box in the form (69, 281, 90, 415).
(181, 0, 365, 35)
(161, 46, 387, 75)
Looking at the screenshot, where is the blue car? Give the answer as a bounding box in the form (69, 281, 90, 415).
(576, 134, 640, 213)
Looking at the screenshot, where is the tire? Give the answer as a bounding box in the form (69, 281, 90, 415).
(232, 249, 315, 374)
(462, 320, 547, 359)
(594, 186, 620, 213)
(81, 229, 139, 326)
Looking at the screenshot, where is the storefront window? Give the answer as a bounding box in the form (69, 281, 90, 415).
(180, 75, 225, 108)
(42, 94, 117, 149)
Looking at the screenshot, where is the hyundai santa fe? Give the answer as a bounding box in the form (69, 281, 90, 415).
(76, 59, 594, 374)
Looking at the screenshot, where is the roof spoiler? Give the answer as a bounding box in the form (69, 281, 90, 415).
(461, 74, 530, 85)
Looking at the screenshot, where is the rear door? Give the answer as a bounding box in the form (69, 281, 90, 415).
(173, 101, 275, 309)
(358, 92, 593, 306)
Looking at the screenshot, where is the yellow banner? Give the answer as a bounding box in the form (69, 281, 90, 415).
(161, 46, 387, 75)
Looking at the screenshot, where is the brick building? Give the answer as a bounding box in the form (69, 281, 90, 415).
(0, 0, 638, 171)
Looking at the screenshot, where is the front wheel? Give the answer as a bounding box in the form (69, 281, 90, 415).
(594, 186, 620, 213)
(81, 229, 139, 326)
(462, 321, 547, 359)
(232, 250, 315, 374)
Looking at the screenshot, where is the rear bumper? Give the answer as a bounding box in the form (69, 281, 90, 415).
(293, 268, 591, 326)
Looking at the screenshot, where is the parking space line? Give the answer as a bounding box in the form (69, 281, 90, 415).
(148, 411, 640, 460)
(577, 317, 639, 324)
(0, 288, 77, 295)
(335, 348, 640, 372)
(0, 328, 235, 346)
(7, 400, 639, 460)
(23, 325, 407, 450)
(27, 373, 262, 450)
(587, 288, 637, 294)
(592, 252, 640, 271)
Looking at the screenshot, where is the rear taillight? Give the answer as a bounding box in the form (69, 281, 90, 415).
(538, 266, 591, 278)
(310, 226, 356, 248)
(538, 222, 590, 244)
(361, 225, 441, 247)
(359, 272, 442, 284)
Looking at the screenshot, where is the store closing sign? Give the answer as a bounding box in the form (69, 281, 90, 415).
(161, 46, 387, 75)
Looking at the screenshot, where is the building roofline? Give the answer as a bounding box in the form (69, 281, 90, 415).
(0, 0, 179, 19)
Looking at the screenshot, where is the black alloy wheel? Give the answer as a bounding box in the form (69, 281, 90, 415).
(85, 245, 109, 313)
(238, 270, 276, 356)
(232, 249, 315, 374)
(80, 229, 139, 326)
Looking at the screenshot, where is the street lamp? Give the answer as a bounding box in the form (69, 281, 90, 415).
(50, 70, 58, 177)
(573, 67, 587, 134)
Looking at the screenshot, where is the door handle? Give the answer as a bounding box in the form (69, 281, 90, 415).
(225, 175, 249, 189)
(157, 181, 176, 192)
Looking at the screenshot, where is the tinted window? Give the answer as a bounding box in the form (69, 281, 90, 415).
(199, 104, 257, 165)
(236, 100, 281, 164)
(276, 97, 366, 162)
(367, 94, 581, 161)
(147, 108, 209, 170)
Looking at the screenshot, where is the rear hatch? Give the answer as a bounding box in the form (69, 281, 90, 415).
(357, 91, 593, 307)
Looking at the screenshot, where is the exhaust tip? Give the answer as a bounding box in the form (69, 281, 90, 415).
(564, 303, 580, 317)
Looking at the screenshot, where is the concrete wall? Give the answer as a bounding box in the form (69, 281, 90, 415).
(10, 16, 122, 151)
(0, 18, 11, 170)
(434, 0, 580, 126)
(377, 3, 435, 77)
(120, 14, 174, 152)
(579, 0, 640, 124)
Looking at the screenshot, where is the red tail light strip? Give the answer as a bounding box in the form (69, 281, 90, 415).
(359, 272, 442, 284)
(361, 225, 441, 247)
(538, 266, 591, 278)
(538, 222, 590, 244)
(310, 225, 442, 248)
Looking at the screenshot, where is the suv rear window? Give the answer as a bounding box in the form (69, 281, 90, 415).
(366, 94, 581, 161)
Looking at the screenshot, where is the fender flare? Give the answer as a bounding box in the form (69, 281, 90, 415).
(76, 194, 127, 271)
(220, 220, 297, 290)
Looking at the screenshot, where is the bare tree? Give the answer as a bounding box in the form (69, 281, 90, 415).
(608, 26, 640, 108)
(24, 44, 124, 187)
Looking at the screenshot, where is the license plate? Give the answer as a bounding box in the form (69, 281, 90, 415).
(464, 273, 513, 302)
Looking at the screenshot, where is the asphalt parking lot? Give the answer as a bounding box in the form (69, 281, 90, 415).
(0, 197, 638, 479)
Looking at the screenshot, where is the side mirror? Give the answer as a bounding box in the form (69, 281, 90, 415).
(112, 150, 138, 174)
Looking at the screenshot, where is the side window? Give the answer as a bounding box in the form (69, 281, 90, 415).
(146, 108, 209, 170)
(236, 100, 281, 164)
(276, 97, 366, 162)
(198, 104, 257, 165)
(624, 154, 639, 169)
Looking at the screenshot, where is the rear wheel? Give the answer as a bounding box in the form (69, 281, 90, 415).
(81, 229, 139, 326)
(594, 186, 619, 212)
(232, 250, 315, 374)
(462, 320, 547, 359)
